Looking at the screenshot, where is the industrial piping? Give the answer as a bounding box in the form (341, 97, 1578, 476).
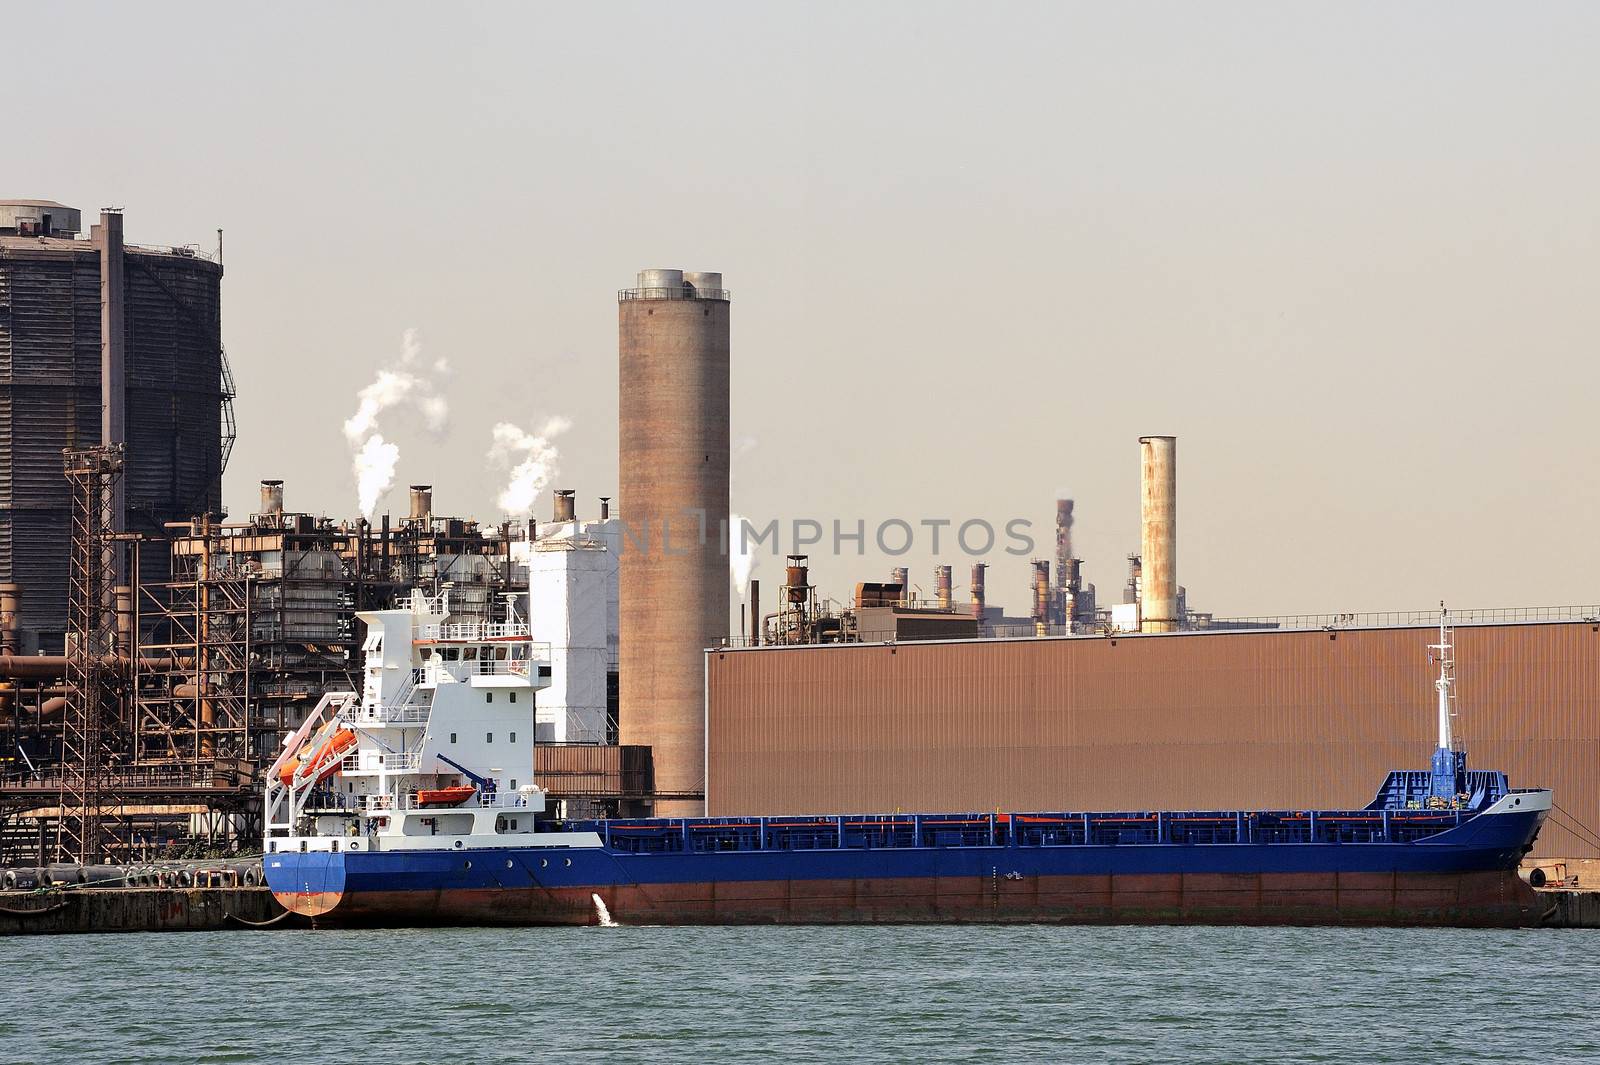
(1139, 435, 1178, 633)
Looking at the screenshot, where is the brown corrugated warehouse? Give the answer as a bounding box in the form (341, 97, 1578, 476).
(706, 621, 1600, 858)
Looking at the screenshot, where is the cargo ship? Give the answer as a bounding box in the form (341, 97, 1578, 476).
(263, 594, 1550, 927)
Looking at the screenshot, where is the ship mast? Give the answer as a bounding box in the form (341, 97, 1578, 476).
(1431, 603, 1456, 752)
(1427, 602, 1463, 803)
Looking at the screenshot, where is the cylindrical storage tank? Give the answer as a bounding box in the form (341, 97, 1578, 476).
(785, 559, 808, 604)
(619, 269, 729, 815)
(969, 563, 986, 623)
(553, 489, 576, 522)
(935, 565, 952, 609)
(408, 484, 432, 522)
(683, 271, 723, 298)
(636, 268, 685, 298)
(1139, 436, 1178, 633)
(0, 212, 223, 653)
(259, 479, 284, 518)
(891, 567, 909, 605)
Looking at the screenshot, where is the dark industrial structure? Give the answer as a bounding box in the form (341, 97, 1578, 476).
(704, 614, 1600, 859)
(0, 200, 230, 653)
(618, 270, 729, 814)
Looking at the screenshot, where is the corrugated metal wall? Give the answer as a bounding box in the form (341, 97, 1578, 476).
(706, 622, 1600, 858)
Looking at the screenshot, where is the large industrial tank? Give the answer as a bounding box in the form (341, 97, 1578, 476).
(618, 268, 730, 814)
(0, 201, 225, 651)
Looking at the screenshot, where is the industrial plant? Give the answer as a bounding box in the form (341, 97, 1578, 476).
(0, 203, 1596, 923)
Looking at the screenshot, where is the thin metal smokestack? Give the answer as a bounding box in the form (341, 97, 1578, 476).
(935, 565, 952, 609)
(1062, 557, 1082, 632)
(1054, 498, 1074, 623)
(1032, 560, 1050, 635)
(1139, 435, 1177, 633)
(749, 578, 761, 646)
(94, 210, 126, 539)
(970, 563, 986, 628)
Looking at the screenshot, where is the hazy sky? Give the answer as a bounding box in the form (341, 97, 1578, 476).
(10, 2, 1598, 619)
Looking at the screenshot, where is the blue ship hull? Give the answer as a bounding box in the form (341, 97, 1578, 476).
(266, 795, 1549, 928)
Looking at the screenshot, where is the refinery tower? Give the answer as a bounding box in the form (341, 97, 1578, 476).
(618, 269, 730, 814)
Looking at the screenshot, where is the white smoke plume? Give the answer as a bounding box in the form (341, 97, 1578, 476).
(343, 328, 451, 519)
(487, 417, 572, 515)
(729, 513, 759, 601)
(729, 436, 762, 605)
(352, 435, 400, 519)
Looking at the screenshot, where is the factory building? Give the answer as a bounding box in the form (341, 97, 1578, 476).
(618, 269, 729, 814)
(514, 490, 620, 745)
(704, 617, 1600, 859)
(0, 200, 228, 652)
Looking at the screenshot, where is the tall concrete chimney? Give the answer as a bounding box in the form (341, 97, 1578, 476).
(619, 269, 729, 815)
(1139, 435, 1177, 633)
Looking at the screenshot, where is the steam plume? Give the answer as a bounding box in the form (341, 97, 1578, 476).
(343, 328, 450, 519)
(488, 417, 571, 515)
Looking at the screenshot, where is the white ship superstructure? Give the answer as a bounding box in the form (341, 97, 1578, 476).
(264, 590, 600, 854)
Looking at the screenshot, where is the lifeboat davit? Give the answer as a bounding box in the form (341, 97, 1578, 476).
(416, 785, 477, 808)
(279, 719, 358, 788)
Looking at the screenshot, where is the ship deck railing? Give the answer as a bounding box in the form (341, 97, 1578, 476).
(416, 621, 531, 642)
(362, 790, 541, 813)
(571, 808, 1480, 855)
(356, 701, 431, 726)
(340, 750, 421, 774)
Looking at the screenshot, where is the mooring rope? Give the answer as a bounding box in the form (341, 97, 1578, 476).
(223, 907, 297, 928)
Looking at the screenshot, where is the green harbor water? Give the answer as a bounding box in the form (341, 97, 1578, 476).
(4, 924, 1595, 1063)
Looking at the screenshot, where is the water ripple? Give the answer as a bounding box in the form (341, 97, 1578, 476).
(3, 925, 1597, 1063)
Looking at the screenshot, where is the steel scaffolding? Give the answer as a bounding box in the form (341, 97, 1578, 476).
(55, 445, 126, 864)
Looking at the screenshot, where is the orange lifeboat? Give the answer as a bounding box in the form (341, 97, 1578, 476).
(416, 785, 477, 808)
(279, 719, 358, 788)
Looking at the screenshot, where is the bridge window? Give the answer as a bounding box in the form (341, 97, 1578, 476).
(464, 646, 478, 661)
